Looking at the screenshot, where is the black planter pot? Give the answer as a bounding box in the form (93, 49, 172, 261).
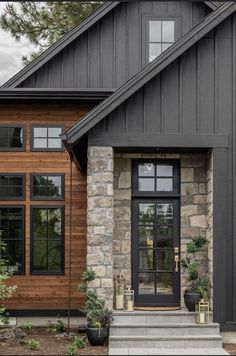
(86, 326, 109, 346)
(184, 291, 201, 311)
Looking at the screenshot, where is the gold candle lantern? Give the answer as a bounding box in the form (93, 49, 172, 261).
(195, 299, 209, 324)
(124, 286, 134, 312)
(114, 274, 125, 310)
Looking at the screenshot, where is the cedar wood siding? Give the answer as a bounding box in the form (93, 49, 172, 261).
(17, 1, 210, 89)
(0, 102, 95, 311)
(87, 12, 236, 328)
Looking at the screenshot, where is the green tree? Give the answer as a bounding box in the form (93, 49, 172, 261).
(0, 1, 103, 64)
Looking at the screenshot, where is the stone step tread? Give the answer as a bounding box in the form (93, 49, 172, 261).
(111, 323, 219, 328)
(109, 348, 229, 355)
(109, 335, 222, 341)
(113, 311, 213, 316)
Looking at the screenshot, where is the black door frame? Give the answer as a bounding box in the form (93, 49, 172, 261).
(131, 159, 180, 307)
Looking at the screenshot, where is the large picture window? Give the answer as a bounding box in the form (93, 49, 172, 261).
(31, 206, 64, 274)
(0, 174, 25, 200)
(0, 125, 25, 151)
(0, 206, 25, 274)
(31, 174, 64, 200)
(31, 125, 64, 151)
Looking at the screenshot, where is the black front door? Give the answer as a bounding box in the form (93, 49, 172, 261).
(131, 160, 180, 307)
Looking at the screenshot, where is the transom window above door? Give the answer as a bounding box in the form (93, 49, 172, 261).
(132, 160, 180, 196)
(149, 20, 175, 62)
(31, 125, 64, 151)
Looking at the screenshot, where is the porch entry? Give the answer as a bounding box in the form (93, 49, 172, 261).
(131, 160, 180, 308)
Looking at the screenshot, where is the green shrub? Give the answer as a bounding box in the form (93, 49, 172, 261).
(28, 339, 40, 350)
(47, 319, 65, 333)
(67, 344, 77, 356)
(73, 336, 86, 349)
(21, 321, 32, 331)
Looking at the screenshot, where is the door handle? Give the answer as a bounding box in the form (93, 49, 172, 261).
(174, 254, 180, 272)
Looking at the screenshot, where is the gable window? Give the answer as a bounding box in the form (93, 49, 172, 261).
(31, 125, 63, 151)
(0, 206, 25, 274)
(149, 20, 175, 62)
(0, 174, 25, 200)
(31, 174, 64, 200)
(0, 125, 25, 151)
(31, 206, 64, 274)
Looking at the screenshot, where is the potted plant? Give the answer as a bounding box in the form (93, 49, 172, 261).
(181, 236, 209, 311)
(78, 268, 113, 346)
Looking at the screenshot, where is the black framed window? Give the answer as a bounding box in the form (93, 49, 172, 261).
(148, 20, 175, 62)
(31, 206, 64, 274)
(31, 174, 64, 200)
(0, 174, 25, 200)
(132, 160, 180, 196)
(0, 206, 25, 274)
(31, 125, 64, 151)
(0, 125, 25, 151)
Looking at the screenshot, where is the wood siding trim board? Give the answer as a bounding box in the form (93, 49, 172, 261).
(64, 2, 236, 146)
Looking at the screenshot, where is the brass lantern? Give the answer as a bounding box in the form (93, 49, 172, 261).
(114, 274, 125, 310)
(195, 299, 209, 324)
(124, 286, 134, 312)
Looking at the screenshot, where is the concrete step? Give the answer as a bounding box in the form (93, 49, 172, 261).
(109, 348, 229, 355)
(109, 335, 222, 349)
(110, 323, 220, 336)
(113, 311, 213, 324)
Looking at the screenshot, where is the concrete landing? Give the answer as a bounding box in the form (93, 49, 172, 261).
(109, 348, 229, 355)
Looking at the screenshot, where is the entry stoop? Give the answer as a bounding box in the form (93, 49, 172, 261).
(109, 311, 229, 355)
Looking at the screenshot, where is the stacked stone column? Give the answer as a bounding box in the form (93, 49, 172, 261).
(87, 146, 114, 308)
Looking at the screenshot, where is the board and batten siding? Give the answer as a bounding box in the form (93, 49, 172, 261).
(87, 13, 236, 329)
(0, 103, 95, 311)
(17, 1, 209, 89)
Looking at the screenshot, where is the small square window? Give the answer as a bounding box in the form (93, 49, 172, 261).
(31, 174, 64, 200)
(31, 126, 64, 151)
(148, 20, 175, 62)
(0, 174, 25, 200)
(0, 126, 25, 151)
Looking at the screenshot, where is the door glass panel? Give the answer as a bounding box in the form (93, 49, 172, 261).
(138, 163, 155, 177)
(156, 165, 173, 177)
(138, 226, 153, 247)
(138, 273, 155, 294)
(157, 250, 174, 271)
(157, 204, 173, 225)
(156, 178, 173, 191)
(139, 204, 155, 225)
(157, 236, 172, 248)
(139, 249, 154, 270)
(157, 226, 173, 236)
(139, 178, 155, 191)
(157, 273, 173, 294)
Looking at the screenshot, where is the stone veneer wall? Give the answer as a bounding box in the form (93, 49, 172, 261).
(87, 146, 114, 308)
(113, 152, 213, 307)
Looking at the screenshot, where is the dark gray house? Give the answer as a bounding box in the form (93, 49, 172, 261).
(0, 1, 236, 353)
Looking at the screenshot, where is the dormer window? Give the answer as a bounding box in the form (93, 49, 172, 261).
(149, 20, 175, 62)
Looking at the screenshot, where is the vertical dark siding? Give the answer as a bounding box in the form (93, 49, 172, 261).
(17, 1, 209, 88)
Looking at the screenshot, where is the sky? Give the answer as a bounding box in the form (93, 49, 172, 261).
(0, 2, 35, 86)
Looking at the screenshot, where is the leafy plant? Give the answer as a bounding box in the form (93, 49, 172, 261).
(21, 321, 33, 331)
(73, 336, 86, 349)
(47, 319, 65, 333)
(28, 339, 40, 350)
(78, 268, 113, 328)
(181, 236, 209, 299)
(0, 241, 17, 324)
(67, 344, 77, 356)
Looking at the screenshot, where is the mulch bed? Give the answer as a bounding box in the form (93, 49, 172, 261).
(223, 344, 236, 355)
(0, 327, 108, 355)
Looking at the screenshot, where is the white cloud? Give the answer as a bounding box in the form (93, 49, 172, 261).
(0, 2, 36, 85)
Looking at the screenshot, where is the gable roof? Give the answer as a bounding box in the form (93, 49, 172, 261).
(2, 1, 220, 89)
(63, 1, 236, 147)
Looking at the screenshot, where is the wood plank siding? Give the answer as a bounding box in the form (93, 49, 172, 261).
(0, 103, 94, 311)
(17, 2, 209, 89)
